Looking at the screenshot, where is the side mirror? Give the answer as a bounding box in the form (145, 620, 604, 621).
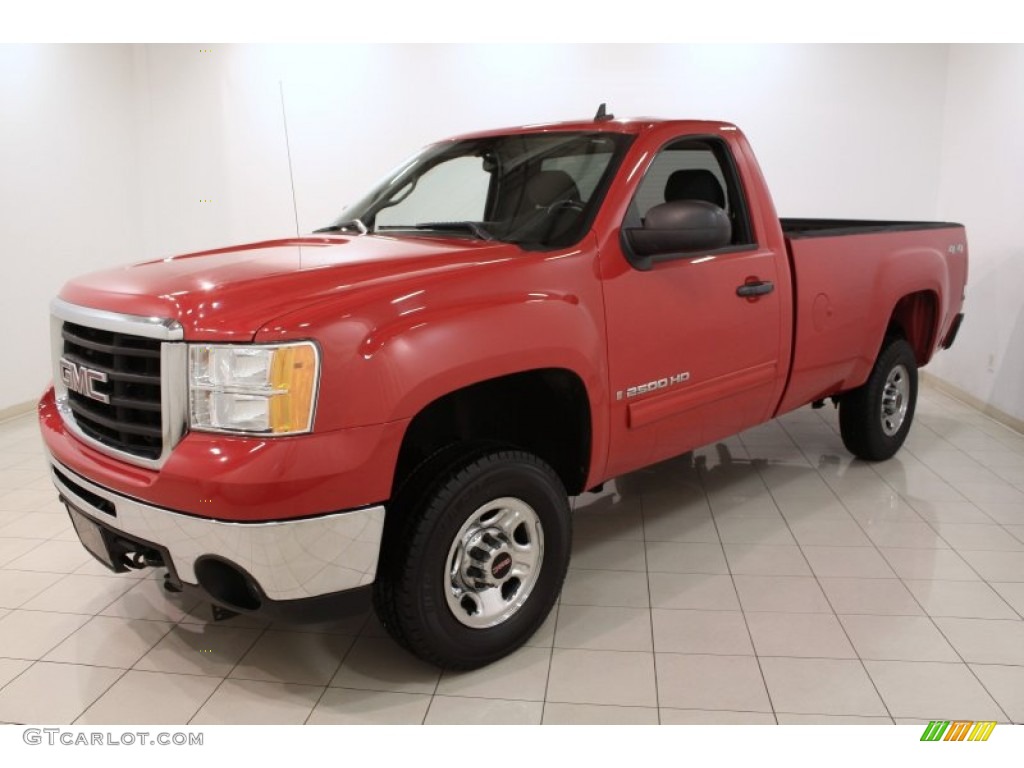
(625, 200, 732, 260)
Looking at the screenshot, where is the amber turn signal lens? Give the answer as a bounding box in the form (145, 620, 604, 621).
(268, 344, 318, 434)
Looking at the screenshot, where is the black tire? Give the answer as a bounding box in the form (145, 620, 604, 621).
(839, 336, 918, 461)
(372, 446, 571, 669)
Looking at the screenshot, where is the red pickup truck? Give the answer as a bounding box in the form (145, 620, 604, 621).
(39, 113, 968, 669)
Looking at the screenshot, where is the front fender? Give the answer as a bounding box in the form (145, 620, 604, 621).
(255, 240, 610, 480)
(362, 290, 602, 422)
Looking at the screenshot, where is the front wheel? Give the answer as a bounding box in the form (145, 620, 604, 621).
(373, 448, 571, 669)
(839, 336, 918, 461)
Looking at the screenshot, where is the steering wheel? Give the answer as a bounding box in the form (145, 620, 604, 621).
(546, 198, 585, 215)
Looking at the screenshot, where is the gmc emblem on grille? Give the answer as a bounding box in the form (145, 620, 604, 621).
(59, 358, 110, 404)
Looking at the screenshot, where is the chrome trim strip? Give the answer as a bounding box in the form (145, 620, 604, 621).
(162, 343, 189, 457)
(49, 456, 384, 600)
(50, 298, 187, 470)
(50, 297, 184, 341)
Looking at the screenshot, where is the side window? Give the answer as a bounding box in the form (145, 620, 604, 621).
(626, 137, 754, 248)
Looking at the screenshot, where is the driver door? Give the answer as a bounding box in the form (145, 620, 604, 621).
(601, 135, 785, 477)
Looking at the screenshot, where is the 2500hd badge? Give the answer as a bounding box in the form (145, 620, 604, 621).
(616, 372, 691, 400)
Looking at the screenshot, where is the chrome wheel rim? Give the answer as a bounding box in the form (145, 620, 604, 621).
(881, 364, 910, 436)
(445, 497, 544, 629)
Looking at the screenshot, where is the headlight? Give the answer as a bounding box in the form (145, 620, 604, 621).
(188, 342, 319, 435)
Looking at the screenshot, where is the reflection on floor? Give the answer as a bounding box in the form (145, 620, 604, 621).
(0, 384, 1022, 724)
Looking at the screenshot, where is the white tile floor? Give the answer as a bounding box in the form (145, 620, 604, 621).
(0, 384, 1023, 725)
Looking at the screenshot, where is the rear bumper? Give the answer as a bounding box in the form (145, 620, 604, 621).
(48, 454, 385, 605)
(941, 312, 965, 350)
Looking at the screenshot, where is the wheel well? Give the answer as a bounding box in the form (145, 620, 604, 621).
(887, 291, 937, 366)
(393, 369, 591, 497)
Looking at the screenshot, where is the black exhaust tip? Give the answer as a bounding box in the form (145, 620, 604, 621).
(194, 557, 263, 612)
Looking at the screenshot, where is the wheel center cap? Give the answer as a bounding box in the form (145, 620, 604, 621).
(491, 552, 513, 580)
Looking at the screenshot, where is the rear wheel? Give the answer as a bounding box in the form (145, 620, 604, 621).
(839, 336, 918, 461)
(373, 447, 571, 669)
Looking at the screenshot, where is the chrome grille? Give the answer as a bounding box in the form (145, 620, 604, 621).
(51, 298, 188, 470)
(62, 322, 164, 459)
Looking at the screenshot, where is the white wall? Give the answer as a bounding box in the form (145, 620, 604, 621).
(927, 45, 1024, 422)
(0, 43, 980, 414)
(0, 45, 140, 412)
(128, 43, 951, 260)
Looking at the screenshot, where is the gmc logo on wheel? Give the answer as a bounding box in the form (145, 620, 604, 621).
(59, 358, 110, 404)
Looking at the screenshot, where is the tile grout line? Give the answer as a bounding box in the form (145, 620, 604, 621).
(0, 537, 51, 569)
(71, 666, 142, 724)
(65, 587, 179, 724)
(636, 483, 663, 725)
(3, 571, 147, 725)
(887, 552, 1019, 721)
(900, 438, 1024, 599)
(532, 486, 592, 723)
(840, 423, 1024, 717)
(772, 417, 897, 724)
(422, 620, 448, 725)
(697, 454, 779, 725)
(303, 614, 370, 725)
(879, 568, 1016, 724)
(5, 649, 1017, 673)
(537, 598, 561, 725)
(781, 412, 1023, 721)
(53, 580, 146, 724)
(182, 615, 275, 726)
(918, 383, 1024, 447)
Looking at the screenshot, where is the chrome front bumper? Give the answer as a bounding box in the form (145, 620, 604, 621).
(48, 456, 385, 602)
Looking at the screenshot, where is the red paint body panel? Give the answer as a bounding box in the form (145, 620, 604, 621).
(40, 388, 405, 520)
(253, 233, 608, 435)
(41, 118, 968, 523)
(595, 124, 795, 479)
(59, 235, 524, 341)
(776, 227, 968, 416)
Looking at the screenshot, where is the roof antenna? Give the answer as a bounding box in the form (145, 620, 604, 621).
(594, 103, 614, 122)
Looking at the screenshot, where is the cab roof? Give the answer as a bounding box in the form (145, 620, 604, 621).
(447, 118, 739, 142)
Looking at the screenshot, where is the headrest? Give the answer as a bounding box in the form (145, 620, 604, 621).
(525, 170, 581, 207)
(664, 169, 725, 208)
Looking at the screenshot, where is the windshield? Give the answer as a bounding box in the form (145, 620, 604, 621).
(324, 131, 633, 250)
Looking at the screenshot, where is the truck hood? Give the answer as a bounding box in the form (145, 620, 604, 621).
(59, 235, 521, 339)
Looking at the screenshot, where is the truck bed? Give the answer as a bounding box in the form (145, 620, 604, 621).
(775, 222, 968, 416)
(781, 218, 962, 238)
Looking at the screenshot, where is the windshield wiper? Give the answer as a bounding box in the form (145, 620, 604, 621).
(313, 219, 368, 235)
(411, 222, 495, 241)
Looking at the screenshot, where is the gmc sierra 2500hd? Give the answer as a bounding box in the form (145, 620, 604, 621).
(40, 112, 968, 669)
